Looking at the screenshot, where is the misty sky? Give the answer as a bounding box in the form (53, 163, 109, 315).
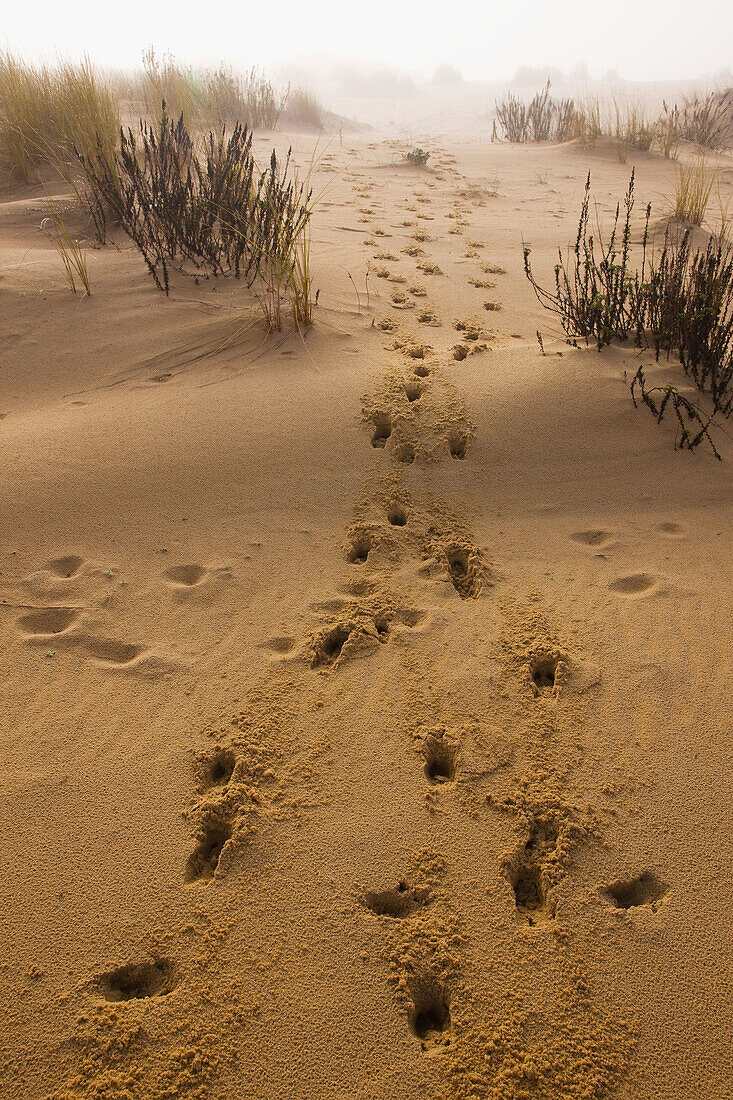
(2, 0, 731, 82)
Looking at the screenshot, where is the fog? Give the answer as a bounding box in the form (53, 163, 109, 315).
(2, 0, 732, 84)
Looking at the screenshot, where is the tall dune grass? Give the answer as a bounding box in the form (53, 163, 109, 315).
(41, 204, 92, 294)
(0, 52, 324, 189)
(0, 54, 118, 183)
(130, 50, 284, 131)
(281, 86, 324, 131)
(673, 158, 717, 226)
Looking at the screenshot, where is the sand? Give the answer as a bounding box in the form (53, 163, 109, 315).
(0, 127, 731, 1100)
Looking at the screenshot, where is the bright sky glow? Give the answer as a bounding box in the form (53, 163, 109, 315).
(2, 0, 732, 83)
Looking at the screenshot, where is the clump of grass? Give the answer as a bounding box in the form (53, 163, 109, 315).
(41, 205, 91, 294)
(281, 86, 324, 131)
(658, 101, 681, 159)
(673, 158, 717, 226)
(612, 100, 655, 162)
(0, 53, 118, 185)
(523, 170, 733, 455)
(494, 81, 575, 143)
(132, 51, 283, 131)
(405, 148, 430, 166)
(680, 90, 732, 151)
(573, 97, 603, 148)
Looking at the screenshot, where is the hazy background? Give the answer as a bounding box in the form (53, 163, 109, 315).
(2, 0, 732, 85)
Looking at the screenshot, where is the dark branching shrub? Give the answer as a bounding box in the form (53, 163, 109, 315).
(77, 106, 311, 298)
(524, 170, 733, 457)
(644, 232, 733, 420)
(524, 172, 646, 350)
(494, 81, 576, 143)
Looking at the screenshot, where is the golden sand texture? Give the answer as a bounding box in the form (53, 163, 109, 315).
(0, 130, 731, 1099)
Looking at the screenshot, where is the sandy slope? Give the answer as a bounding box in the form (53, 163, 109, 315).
(0, 130, 731, 1100)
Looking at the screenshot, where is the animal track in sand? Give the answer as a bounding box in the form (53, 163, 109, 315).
(658, 521, 686, 537)
(47, 554, 84, 578)
(608, 573, 657, 597)
(403, 380, 423, 402)
(448, 429, 470, 459)
(570, 529, 616, 548)
(308, 606, 424, 669)
(98, 958, 177, 1002)
(199, 747, 236, 791)
(601, 870, 668, 911)
(185, 810, 233, 883)
(347, 531, 373, 564)
(18, 607, 78, 636)
(443, 544, 482, 598)
(84, 638, 144, 666)
(529, 649, 563, 695)
(370, 413, 392, 448)
(421, 728, 458, 784)
(387, 503, 408, 527)
(505, 817, 561, 924)
(311, 624, 353, 667)
(164, 563, 207, 587)
(363, 880, 430, 918)
(408, 974, 452, 1052)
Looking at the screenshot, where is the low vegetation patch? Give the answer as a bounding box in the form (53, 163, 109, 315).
(524, 171, 733, 457)
(405, 147, 430, 166)
(494, 81, 575, 143)
(76, 107, 315, 328)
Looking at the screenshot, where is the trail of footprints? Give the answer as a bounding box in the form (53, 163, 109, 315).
(327, 335, 672, 1075)
(68, 161, 672, 1091)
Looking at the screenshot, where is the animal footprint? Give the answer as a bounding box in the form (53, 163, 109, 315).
(197, 747, 236, 791)
(570, 530, 615, 548)
(47, 555, 84, 578)
(164, 564, 207, 587)
(308, 605, 423, 669)
(529, 649, 563, 695)
(407, 973, 452, 1053)
(658, 521, 686, 537)
(504, 817, 560, 924)
(18, 607, 78, 636)
(601, 870, 668, 911)
(363, 880, 430, 918)
(370, 413, 392, 448)
(347, 530, 374, 564)
(421, 727, 459, 784)
(447, 429, 470, 459)
(438, 542, 483, 598)
(185, 810, 233, 884)
(98, 958, 177, 1002)
(608, 573, 657, 597)
(84, 638, 144, 666)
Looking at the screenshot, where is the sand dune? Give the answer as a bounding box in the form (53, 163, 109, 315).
(0, 129, 731, 1099)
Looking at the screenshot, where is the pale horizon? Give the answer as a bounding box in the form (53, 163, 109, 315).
(2, 0, 732, 84)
